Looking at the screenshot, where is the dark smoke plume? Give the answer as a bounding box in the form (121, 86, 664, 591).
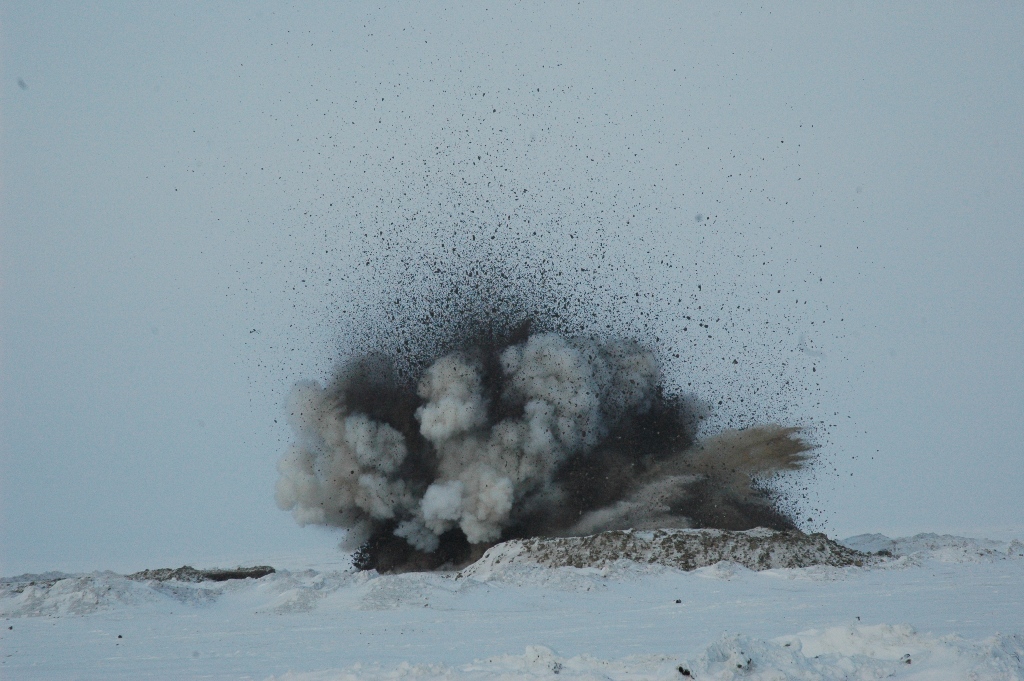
(257, 78, 837, 569)
(275, 317, 810, 572)
(269, 166, 822, 572)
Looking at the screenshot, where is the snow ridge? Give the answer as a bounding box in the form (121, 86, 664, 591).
(842, 533, 1024, 563)
(5, 532, 1023, 618)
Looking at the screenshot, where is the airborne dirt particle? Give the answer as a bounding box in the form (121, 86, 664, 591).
(266, 138, 828, 571)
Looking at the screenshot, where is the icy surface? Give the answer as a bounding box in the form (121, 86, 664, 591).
(266, 628, 1024, 680)
(2, 534, 1022, 679)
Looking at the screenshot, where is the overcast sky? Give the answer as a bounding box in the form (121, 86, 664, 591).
(2, 2, 1022, 575)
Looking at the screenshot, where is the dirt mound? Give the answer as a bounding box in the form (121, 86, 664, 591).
(461, 528, 866, 578)
(126, 565, 275, 583)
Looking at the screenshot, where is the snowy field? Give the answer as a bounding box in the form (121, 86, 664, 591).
(3, 4, 1023, 680)
(3, 534, 1022, 680)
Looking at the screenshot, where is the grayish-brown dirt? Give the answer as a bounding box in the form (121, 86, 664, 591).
(462, 528, 867, 577)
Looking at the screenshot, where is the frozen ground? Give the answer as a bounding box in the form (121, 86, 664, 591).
(2, 534, 1022, 680)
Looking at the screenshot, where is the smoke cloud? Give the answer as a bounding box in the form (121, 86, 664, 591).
(275, 326, 810, 572)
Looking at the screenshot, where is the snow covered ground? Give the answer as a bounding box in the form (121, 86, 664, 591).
(3, 534, 1022, 680)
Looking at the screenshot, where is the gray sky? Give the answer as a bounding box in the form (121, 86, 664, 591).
(2, 2, 1022, 575)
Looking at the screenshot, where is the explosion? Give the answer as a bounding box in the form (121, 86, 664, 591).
(275, 323, 810, 572)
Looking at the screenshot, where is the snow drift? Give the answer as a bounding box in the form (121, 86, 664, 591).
(3, 534, 1021, 679)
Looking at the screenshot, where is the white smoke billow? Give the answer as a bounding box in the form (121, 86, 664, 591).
(275, 332, 810, 571)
